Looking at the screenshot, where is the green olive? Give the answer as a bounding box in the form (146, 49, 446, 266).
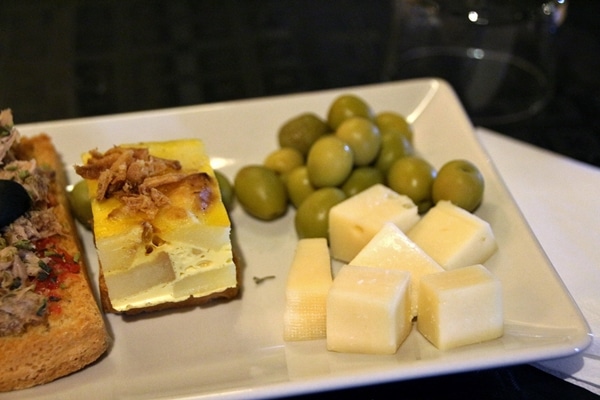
(327, 94, 374, 131)
(285, 166, 316, 208)
(375, 111, 413, 143)
(374, 128, 415, 174)
(341, 167, 384, 197)
(263, 147, 304, 176)
(335, 117, 381, 166)
(294, 187, 346, 239)
(278, 113, 329, 156)
(432, 159, 484, 212)
(306, 135, 354, 188)
(214, 170, 235, 211)
(234, 165, 288, 220)
(67, 180, 93, 230)
(387, 156, 437, 213)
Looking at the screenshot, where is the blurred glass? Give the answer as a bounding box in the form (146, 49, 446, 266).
(382, 0, 568, 126)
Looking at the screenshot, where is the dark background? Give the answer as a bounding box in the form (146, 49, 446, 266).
(1, 0, 599, 167)
(1, 1, 599, 398)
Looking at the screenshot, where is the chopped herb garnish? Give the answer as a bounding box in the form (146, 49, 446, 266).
(253, 275, 276, 284)
(38, 260, 51, 273)
(37, 270, 50, 281)
(44, 249, 61, 258)
(18, 169, 30, 180)
(9, 277, 22, 290)
(0, 126, 12, 136)
(14, 240, 29, 249)
(36, 299, 48, 317)
(14, 240, 33, 250)
(38, 260, 52, 281)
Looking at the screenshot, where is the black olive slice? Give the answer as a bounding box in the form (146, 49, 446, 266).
(0, 179, 32, 227)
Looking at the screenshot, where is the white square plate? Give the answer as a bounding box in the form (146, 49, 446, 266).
(11, 79, 591, 399)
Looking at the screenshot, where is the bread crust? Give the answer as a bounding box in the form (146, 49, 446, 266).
(0, 134, 110, 392)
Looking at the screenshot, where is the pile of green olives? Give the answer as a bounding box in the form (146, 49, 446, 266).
(229, 93, 485, 238)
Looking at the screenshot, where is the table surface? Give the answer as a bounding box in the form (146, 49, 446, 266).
(480, 129, 600, 394)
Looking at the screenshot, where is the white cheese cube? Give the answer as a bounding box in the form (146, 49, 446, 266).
(283, 238, 332, 341)
(329, 184, 419, 263)
(349, 222, 444, 317)
(326, 265, 411, 354)
(407, 200, 497, 270)
(417, 264, 503, 350)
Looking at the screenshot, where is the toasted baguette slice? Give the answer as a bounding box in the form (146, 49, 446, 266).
(0, 134, 110, 392)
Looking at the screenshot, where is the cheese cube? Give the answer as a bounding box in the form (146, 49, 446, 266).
(329, 184, 419, 263)
(407, 200, 497, 270)
(283, 238, 332, 341)
(349, 222, 444, 317)
(417, 264, 503, 350)
(326, 265, 411, 355)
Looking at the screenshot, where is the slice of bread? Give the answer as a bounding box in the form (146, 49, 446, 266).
(0, 134, 110, 392)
